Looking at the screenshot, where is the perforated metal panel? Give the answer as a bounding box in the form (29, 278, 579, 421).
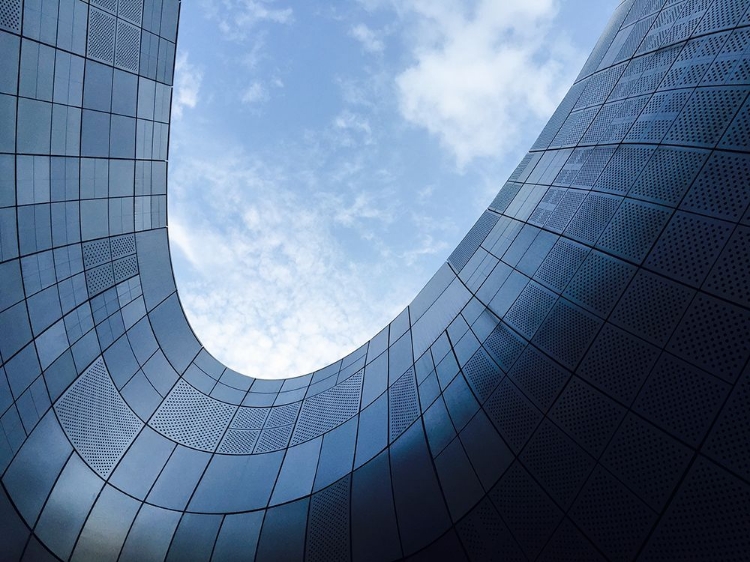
(150, 380, 236, 451)
(290, 370, 362, 445)
(88, 9, 117, 64)
(0, 0, 21, 32)
(449, 212, 500, 271)
(389, 368, 419, 441)
(306, 477, 351, 562)
(55, 357, 142, 477)
(115, 19, 141, 72)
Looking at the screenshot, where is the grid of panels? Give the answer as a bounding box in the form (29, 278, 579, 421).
(0, 0, 749, 560)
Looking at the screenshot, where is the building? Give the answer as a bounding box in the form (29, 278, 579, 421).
(0, 0, 749, 560)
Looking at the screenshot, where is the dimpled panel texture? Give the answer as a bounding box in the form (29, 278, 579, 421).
(55, 357, 142, 477)
(150, 380, 236, 451)
(2, 1, 750, 560)
(291, 370, 362, 445)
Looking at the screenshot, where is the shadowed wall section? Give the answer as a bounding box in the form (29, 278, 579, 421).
(1, 0, 749, 560)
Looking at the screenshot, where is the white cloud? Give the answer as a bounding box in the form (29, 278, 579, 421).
(241, 81, 270, 104)
(349, 23, 385, 53)
(172, 53, 203, 119)
(201, 0, 293, 42)
(169, 146, 413, 379)
(394, 0, 583, 167)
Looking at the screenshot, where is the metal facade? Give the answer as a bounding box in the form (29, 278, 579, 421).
(0, 0, 749, 560)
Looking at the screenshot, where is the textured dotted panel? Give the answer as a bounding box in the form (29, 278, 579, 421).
(118, 0, 144, 25)
(533, 300, 602, 370)
(564, 251, 636, 317)
(457, 498, 525, 562)
(704, 365, 750, 481)
(580, 95, 650, 145)
(623, 0, 667, 27)
(0, 0, 20, 32)
(704, 225, 750, 307)
(88, 8, 117, 64)
(597, 200, 672, 264)
(83, 240, 112, 269)
(529, 187, 565, 226)
(389, 369, 419, 442)
(113, 255, 138, 283)
(610, 270, 694, 346)
(625, 90, 692, 143)
(231, 407, 269, 429)
(449, 211, 500, 271)
(489, 462, 563, 560)
(549, 377, 625, 457)
(601, 414, 692, 511)
(593, 146, 655, 195)
(564, 193, 622, 245)
(92, 0, 118, 14)
(520, 420, 595, 509)
(682, 151, 750, 221)
(483, 322, 526, 373)
(664, 87, 748, 147)
(150, 380, 237, 451)
(610, 44, 681, 100)
(702, 28, 750, 86)
(572, 148, 616, 188)
(646, 211, 733, 287)
(504, 282, 557, 340)
(570, 466, 657, 561)
(695, 0, 748, 34)
(532, 81, 587, 150)
(463, 348, 503, 403)
(554, 149, 591, 186)
(545, 189, 588, 233)
(254, 425, 292, 453)
(616, 14, 659, 63)
(115, 19, 141, 72)
(484, 378, 542, 454)
(634, 353, 730, 446)
(507, 346, 570, 413)
(217, 429, 260, 455)
(667, 293, 750, 384)
(640, 458, 750, 562)
(291, 370, 362, 445)
(534, 238, 589, 293)
(628, 146, 709, 206)
(56, 357, 142, 477)
(539, 518, 604, 562)
(550, 107, 600, 148)
(578, 323, 660, 405)
(86, 263, 116, 297)
(574, 63, 628, 109)
(490, 182, 523, 214)
(306, 477, 351, 562)
(110, 234, 136, 259)
(266, 402, 301, 427)
(660, 34, 729, 90)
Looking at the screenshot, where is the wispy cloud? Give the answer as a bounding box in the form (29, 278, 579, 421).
(201, 0, 293, 42)
(172, 52, 203, 119)
(394, 0, 582, 167)
(169, 140, 413, 378)
(241, 81, 270, 104)
(349, 23, 386, 53)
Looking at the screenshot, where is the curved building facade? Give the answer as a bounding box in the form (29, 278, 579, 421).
(1, 0, 750, 560)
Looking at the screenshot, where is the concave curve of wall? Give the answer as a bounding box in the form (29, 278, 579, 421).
(1, 0, 749, 560)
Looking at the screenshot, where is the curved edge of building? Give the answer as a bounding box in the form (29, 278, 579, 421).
(1, 0, 749, 560)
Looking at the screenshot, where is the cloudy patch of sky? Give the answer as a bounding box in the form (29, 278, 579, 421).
(168, 0, 618, 379)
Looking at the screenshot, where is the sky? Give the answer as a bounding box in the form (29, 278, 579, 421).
(167, 0, 620, 379)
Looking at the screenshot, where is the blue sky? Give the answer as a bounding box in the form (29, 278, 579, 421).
(167, 0, 619, 379)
